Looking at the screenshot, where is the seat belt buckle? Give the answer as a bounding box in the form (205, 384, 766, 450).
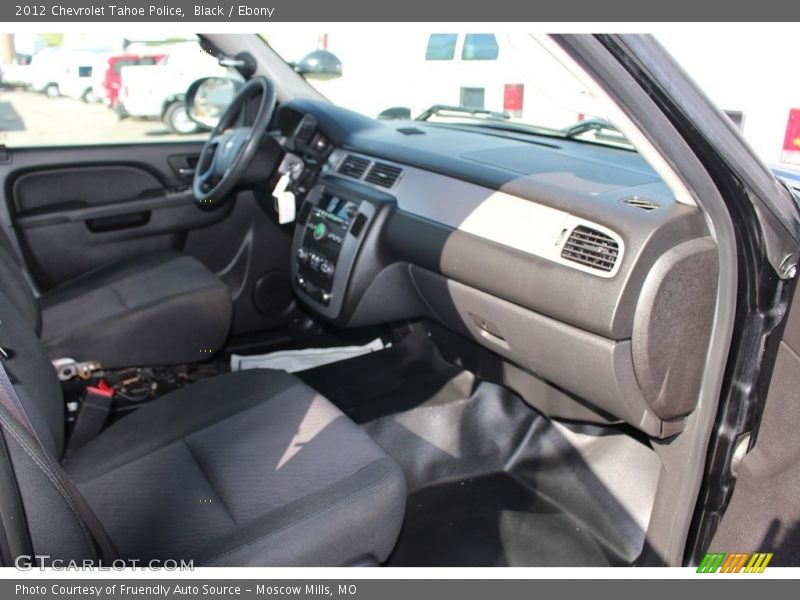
(66, 380, 114, 454)
(86, 380, 114, 399)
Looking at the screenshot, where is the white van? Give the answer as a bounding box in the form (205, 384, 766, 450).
(57, 50, 109, 101)
(27, 47, 69, 96)
(117, 42, 228, 133)
(26, 47, 109, 99)
(273, 32, 595, 127)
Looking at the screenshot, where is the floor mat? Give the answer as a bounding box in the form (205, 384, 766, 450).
(362, 377, 660, 567)
(301, 328, 660, 566)
(387, 473, 619, 566)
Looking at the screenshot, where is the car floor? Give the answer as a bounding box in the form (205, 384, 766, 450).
(298, 328, 662, 567)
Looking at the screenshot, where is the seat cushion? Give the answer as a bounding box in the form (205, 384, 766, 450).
(40, 251, 232, 368)
(62, 369, 407, 566)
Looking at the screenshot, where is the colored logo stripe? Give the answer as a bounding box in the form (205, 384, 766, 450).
(744, 553, 773, 573)
(696, 552, 773, 573)
(697, 552, 726, 573)
(720, 553, 749, 573)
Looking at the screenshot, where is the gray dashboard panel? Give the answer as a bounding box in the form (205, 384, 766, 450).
(384, 208, 708, 340)
(278, 100, 717, 436)
(410, 266, 671, 437)
(323, 136, 709, 340)
(460, 144, 660, 194)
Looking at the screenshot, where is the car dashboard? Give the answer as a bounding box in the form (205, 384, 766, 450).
(274, 98, 719, 440)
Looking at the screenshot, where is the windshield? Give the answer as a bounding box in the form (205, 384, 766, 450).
(262, 31, 616, 143)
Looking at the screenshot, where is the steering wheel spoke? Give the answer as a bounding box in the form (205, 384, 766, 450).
(197, 165, 217, 189)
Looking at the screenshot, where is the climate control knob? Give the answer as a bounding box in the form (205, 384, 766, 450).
(320, 261, 335, 280)
(296, 247, 309, 263)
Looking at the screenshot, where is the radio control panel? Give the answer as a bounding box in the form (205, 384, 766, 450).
(291, 183, 375, 318)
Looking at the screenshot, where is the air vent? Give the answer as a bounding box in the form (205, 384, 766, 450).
(561, 226, 620, 273)
(621, 196, 661, 211)
(337, 155, 370, 179)
(365, 162, 403, 188)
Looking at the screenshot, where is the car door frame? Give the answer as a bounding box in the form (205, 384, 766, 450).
(552, 33, 800, 566)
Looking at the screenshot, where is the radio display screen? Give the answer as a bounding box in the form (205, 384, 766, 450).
(321, 194, 359, 223)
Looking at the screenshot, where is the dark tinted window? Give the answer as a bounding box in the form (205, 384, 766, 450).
(460, 87, 485, 109)
(462, 34, 499, 60)
(425, 34, 458, 60)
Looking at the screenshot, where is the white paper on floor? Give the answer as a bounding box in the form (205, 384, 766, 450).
(230, 338, 387, 373)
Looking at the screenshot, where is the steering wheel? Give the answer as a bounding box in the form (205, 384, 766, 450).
(193, 76, 277, 208)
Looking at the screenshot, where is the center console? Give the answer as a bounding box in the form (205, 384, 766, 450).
(291, 182, 377, 319)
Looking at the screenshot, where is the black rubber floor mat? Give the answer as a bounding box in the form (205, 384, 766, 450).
(386, 473, 619, 566)
(364, 380, 658, 567)
(300, 327, 659, 567)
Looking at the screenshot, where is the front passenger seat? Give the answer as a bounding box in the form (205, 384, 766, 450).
(0, 245, 231, 368)
(0, 288, 406, 565)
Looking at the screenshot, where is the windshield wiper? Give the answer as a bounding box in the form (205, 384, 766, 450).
(416, 104, 511, 122)
(564, 118, 631, 146)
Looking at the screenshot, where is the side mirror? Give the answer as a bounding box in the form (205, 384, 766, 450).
(293, 49, 342, 81)
(185, 76, 242, 130)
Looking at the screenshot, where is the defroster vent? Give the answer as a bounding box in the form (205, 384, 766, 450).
(561, 226, 620, 273)
(621, 196, 661, 211)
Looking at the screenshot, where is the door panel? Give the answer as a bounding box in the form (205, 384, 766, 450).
(12, 165, 162, 214)
(0, 141, 302, 338)
(0, 142, 232, 289)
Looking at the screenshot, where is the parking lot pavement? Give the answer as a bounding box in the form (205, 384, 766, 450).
(0, 88, 205, 146)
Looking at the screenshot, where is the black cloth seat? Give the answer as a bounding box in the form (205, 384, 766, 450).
(0, 289, 407, 565)
(0, 247, 232, 368)
(63, 369, 406, 565)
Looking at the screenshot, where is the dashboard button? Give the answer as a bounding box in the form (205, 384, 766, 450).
(320, 261, 335, 280)
(296, 247, 309, 263)
(313, 222, 327, 240)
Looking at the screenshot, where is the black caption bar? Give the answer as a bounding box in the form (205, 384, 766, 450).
(3, 0, 800, 21)
(4, 579, 795, 600)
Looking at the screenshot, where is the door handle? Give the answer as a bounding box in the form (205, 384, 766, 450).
(168, 154, 200, 179)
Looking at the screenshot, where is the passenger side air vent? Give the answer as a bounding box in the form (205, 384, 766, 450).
(561, 226, 620, 273)
(337, 155, 370, 179)
(621, 196, 661, 211)
(365, 162, 403, 188)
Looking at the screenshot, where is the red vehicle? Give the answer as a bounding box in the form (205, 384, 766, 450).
(97, 53, 163, 106)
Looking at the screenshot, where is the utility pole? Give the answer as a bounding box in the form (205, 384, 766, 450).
(0, 33, 15, 64)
